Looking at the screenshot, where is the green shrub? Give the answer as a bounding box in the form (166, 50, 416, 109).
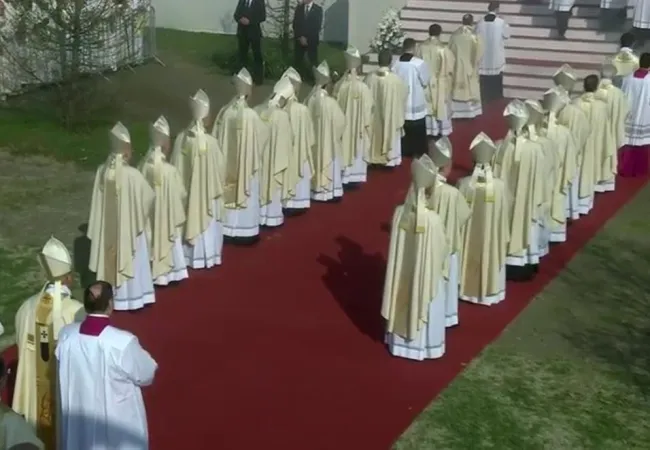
(211, 35, 346, 82)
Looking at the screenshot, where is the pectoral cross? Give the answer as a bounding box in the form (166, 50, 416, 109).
(40, 329, 48, 340)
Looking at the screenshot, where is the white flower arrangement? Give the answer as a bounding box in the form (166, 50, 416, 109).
(370, 8, 405, 53)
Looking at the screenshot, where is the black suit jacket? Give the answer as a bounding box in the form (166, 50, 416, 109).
(292, 3, 323, 44)
(234, 0, 266, 35)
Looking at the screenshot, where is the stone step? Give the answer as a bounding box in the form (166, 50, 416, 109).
(400, 18, 623, 42)
(405, 0, 603, 18)
(504, 86, 548, 99)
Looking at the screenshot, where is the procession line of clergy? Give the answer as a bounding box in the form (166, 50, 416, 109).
(381, 61, 630, 361)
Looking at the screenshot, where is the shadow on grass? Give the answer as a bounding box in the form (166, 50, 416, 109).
(561, 231, 650, 399)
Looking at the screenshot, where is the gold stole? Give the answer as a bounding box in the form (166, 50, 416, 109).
(103, 175, 119, 286)
(35, 293, 57, 450)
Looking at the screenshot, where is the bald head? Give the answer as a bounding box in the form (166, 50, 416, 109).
(84, 281, 114, 315)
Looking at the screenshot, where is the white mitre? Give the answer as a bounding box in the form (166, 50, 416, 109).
(470, 132, 496, 165)
(314, 60, 331, 87)
(542, 88, 568, 114)
(234, 68, 253, 97)
(152, 115, 170, 137)
(282, 67, 302, 91)
(38, 235, 73, 338)
(271, 77, 295, 107)
(552, 64, 577, 92)
(503, 99, 529, 134)
(404, 157, 437, 232)
(430, 136, 452, 167)
(190, 89, 210, 121)
(523, 99, 544, 126)
(344, 45, 362, 70)
(110, 121, 130, 149)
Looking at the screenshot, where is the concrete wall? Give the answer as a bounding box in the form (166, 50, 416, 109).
(152, 0, 407, 53)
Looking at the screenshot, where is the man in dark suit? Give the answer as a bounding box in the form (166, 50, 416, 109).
(292, 0, 323, 81)
(234, 0, 266, 84)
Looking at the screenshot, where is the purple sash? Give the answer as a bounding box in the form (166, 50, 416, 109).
(79, 315, 110, 336)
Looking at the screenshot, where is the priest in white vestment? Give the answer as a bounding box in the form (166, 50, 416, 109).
(553, 65, 590, 219)
(458, 133, 509, 305)
(13, 237, 84, 449)
(139, 116, 189, 285)
(306, 61, 346, 202)
(611, 33, 640, 86)
(172, 90, 226, 261)
(334, 45, 373, 187)
(87, 122, 155, 310)
(549, 0, 574, 40)
(416, 24, 454, 137)
(493, 100, 544, 281)
(475, 1, 509, 103)
(365, 50, 408, 167)
(257, 78, 294, 227)
(279, 67, 315, 213)
(392, 38, 430, 158)
(542, 88, 578, 243)
(212, 70, 265, 242)
(381, 158, 449, 361)
(449, 14, 483, 119)
(620, 53, 650, 177)
(56, 281, 158, 450)
(0, 359, 44, 450)
(424, 139, 471, 326)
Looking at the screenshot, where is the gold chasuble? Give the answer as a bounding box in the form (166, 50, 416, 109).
(281, 68, 315, 197)
(139, 116, 187, 280)
(448, 25, 482, 103)
(493, 100, 544, 263)
(417, 36, 455, 120)
(211, 70, 264, 210)
(172, 89, 225, 244)
(364, 67, 407, 165)
(457, 134, 509, 304)
(574, 91, 615, 197)
(381, 159, 448, 341)
(258, 78, 294, 205)
(87, 122, 154, 288)
(598, 68, 630, 150)
(542, 88, 578, 231)
(333, 46, 374, 176)
(13, 237, 83, 449)
(306, 61, 346, 194)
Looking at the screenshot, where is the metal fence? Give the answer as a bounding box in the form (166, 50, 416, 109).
(0, 3, 161, 98)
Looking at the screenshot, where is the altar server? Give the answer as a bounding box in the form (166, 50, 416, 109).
(620, 52, 650, 177)
(365, 50, 407, 167)
(139, 116, 189, 285)
(493, 100, 544, 281)
(425, 138, 471, 326)
(542, 88, 578, 243)
(448, 14, 483, 119)
(13, 237, 84, 448)
(417, 24, 455, 137)
(306, 61, 346, 202)
(212, 69, 265, 243)
(475, 1, 509, 102)
(381, 158, 449, 361)
(87, 122, 155, 310)
(56, 281, 157, 450)
(257, 77, 294, 227)
(334, 45, 373, 186)
(458, 133, 509, 305)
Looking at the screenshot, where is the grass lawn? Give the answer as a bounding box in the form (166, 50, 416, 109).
(395, 188, 650, 449)
(1, 28, 649, 448)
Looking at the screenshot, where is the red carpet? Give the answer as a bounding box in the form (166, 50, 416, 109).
(3, 100, 647, 449)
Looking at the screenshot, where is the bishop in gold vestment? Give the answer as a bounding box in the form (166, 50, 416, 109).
(139, 116, 189, 285)
(13, 237, 83, 450)
(87, 122, 155, 310)
(552, 65, 589, 220)
(334, 46, 373, 186)
(448, 14, 483, 119)
(597, 61, 630, 192)
(280, 67, 316, 213)
(257, 78, 294, 227)
(172, 89, 226, 263)
(458, 133, 509, 305)
(573, 75, 615, 214)
(493, 100, 544, 280)
(542, 88, 578, 243)
(364, 50, 407, 167)
(425, 137, 470, 326)
(306, 61, 346, 202)
(381, 158, 449, 361)
(417, 24, 455, 136)
(211, 69, 264, 243)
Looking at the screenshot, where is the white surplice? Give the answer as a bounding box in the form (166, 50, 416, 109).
(56, 321, 157, 450)
(392, 56, 431, 122)
(633, 0, 650, 28)
(475, 14, 510, 75)
(621, 71, 650, 145)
